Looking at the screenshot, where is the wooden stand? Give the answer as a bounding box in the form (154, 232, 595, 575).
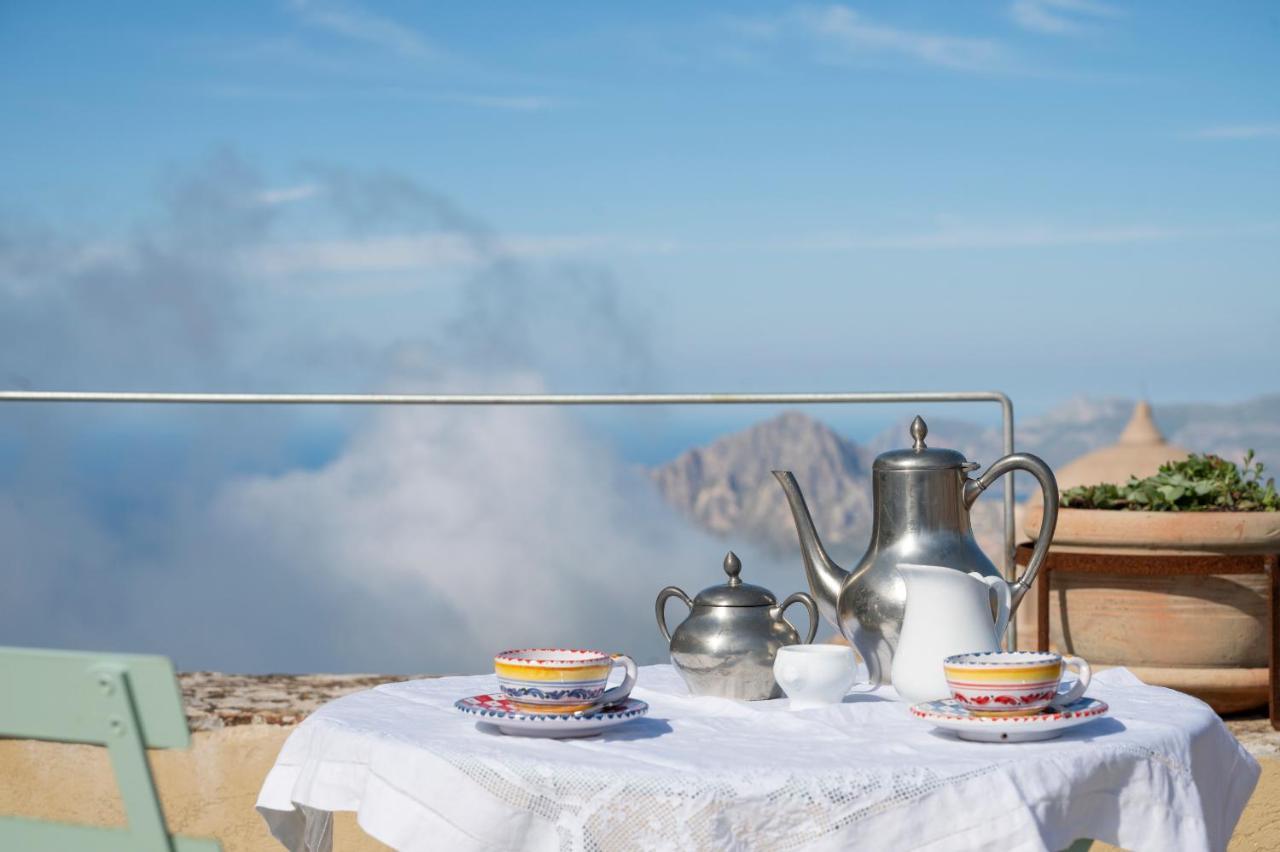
(1016, 542, 1279, 730)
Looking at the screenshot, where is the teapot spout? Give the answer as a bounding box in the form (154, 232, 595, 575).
(772, 471, 849, 631)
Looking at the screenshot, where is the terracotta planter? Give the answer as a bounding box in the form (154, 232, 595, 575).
(1022, 505, 1277, 714)
(1028, 507, 1280, 555)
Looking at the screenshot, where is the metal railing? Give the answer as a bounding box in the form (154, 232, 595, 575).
(0, 389, 1021, 642)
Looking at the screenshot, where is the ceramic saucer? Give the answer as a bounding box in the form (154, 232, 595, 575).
(909, 697, 1109, 742)
(455, 693, 649, 738)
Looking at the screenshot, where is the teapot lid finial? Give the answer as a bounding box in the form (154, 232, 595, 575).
(723, 551, 743, 586)
(910, 415, 928, 450)
(873, 414, 969, 471)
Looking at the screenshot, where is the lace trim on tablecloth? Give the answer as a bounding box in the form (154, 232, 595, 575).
(425, 736, 1195, 851)
(434, 750, 1001, 852)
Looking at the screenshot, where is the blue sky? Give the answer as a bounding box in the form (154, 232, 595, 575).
(4, 1, 1278, 422)
(1, 2, 1279, 670)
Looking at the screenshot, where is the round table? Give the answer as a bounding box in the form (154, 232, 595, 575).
(257, 665, 1258, 852)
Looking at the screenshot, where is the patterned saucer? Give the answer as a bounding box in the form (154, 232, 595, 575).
(909, 697, 1109, 743)
(455, 693, 649, 738)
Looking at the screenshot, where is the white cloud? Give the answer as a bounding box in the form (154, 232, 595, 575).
(772, 221, 1280, 251)
(255, 183, 323, 206)
(247, 218, 1276, 278)
(288, 0, 436, 58)
(233, 8, 567, 115)
(1192, 124, 1280, 140)
(1009, 0, 1121, 35)
(252, 233, 480, 276)
(204, 84, 565, 112)
(0, 155, 704, 672)
(718, 14, 781, 41)
(249, 232, 678, 278)
(193, 372, 736, 672)
(0, 369, 742, 673)
(797, 5, 1007, 72)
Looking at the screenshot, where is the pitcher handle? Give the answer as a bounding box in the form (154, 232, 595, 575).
(968, 572, 1012, 642)
(963, 452, 1059, 613)
(655, 586, 693, 643)
(778, 592, 819, 644)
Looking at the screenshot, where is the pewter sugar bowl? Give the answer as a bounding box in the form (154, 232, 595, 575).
(656, 552, 818, 700)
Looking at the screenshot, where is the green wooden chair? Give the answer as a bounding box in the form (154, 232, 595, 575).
(0, 646, 221, 851)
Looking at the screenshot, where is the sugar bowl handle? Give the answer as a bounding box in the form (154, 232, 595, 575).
(655, 586, 694, 643)
(777, 591, 819, 644)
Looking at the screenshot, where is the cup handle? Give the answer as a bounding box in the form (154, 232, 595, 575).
(599, 653, 638, 707)
(1054, 655, 1091, 707)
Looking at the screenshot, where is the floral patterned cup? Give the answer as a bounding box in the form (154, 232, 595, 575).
(495, 649, 638, 714)
(943, 651, 1091, 717)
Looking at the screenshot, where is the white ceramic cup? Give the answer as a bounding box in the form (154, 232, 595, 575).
(773, 645, 860, 710)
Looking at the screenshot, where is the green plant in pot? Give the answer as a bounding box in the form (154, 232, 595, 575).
(1024, 448, 1280, 715)
(1061, 452, 1279, 513)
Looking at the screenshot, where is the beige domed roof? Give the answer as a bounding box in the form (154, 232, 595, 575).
(1057, 401, 1191, 490)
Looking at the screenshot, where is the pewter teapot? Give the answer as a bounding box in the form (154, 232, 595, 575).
(774, 416, 1058, 686)
(656, 552, 818, 700)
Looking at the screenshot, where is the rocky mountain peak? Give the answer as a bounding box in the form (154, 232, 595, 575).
(651, 410, 1008, 560)
(647, 395, 1280, 566)
(651, 411, 871, 555)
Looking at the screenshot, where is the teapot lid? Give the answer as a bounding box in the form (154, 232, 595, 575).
(693, 551, 777, 607)
(874, 416, 970, 471)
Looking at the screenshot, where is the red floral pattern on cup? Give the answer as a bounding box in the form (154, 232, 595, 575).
(952, 690, 1055, 707)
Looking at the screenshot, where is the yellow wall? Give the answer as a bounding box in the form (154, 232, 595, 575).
(0, 728, 388, 852)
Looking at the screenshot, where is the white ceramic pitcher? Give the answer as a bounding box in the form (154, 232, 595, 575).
(891, 563, 1012, 704)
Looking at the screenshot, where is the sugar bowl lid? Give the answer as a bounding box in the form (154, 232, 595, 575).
(693, 552, 777, 607)
(873, 415, 970, 472)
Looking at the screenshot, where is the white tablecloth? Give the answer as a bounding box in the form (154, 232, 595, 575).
(256, 666, 1259, 852)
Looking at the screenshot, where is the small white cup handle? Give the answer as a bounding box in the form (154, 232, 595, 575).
(1055, 655, 1091, 706)
(599, 654, 638, 707)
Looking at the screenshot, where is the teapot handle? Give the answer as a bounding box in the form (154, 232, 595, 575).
(963, 452, 1059, 613)
(655, 586, 693, 643)
(778, 592, 819, 644)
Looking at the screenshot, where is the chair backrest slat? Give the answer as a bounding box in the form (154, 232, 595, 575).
(0, 645, 219, 851)
(0, 646, 189, 748)
(0, 816, 142, 852)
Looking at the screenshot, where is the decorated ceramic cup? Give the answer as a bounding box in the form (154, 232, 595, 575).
(943, 651, 1091, 717)
(494, 649, 638, 713)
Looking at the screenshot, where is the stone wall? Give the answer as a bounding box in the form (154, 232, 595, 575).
(180, 672, 416, 730)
